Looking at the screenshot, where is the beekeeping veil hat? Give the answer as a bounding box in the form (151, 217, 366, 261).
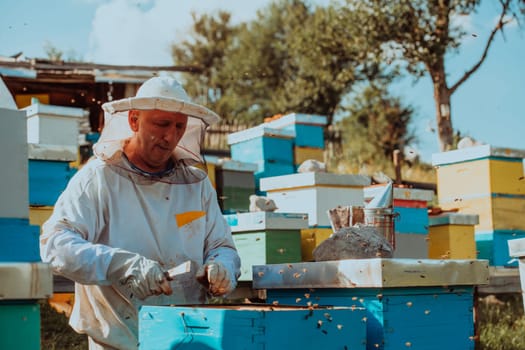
(93, 76, 220, 165)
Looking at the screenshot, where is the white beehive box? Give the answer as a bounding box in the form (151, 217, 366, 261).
(0, 262, 53, 300)
(24, 103, 84, 146)
(231, 212, 309, 232)
(0, 108, 29, 218)
(260, 172, 371, 227)
(508, 238, 525, 311)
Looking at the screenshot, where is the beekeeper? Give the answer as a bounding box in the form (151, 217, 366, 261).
(40, 76, 241, 350)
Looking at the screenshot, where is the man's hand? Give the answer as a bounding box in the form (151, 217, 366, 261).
(108, 251, 173, 300)
(196, 262, 234, 296)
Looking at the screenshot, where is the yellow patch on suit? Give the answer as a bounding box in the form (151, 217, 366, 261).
(175, 211, 206, 227)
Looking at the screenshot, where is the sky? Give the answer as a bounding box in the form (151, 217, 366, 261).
(0, 0, 523, 163)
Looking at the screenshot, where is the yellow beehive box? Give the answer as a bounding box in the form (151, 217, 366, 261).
(428, 213, 478, 259)
(436, 158, 525, 200)
(294, 146, 324, 166)
(300, 227, 333, 261)
(29, 206, 54, 228)
(432, 144, 525, 200)
(439, 195, 525, 232)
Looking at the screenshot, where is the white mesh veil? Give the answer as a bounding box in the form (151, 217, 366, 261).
(92, 76, 220, 169)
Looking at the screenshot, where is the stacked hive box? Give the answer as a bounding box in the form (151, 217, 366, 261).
(225, 212, 308, 281)
(214, 159, 258, 214)
(364, 185, 434, 258)
(227, 126, 295, 193)
(254, 259, 489, 350)
(432, 145, 525, 267)
(264, 113, 327, 169)
(260, 172, 371, 261)
(24, 103, 81, 208)
(139, 304, 367, 350)
(0, 108, 53, 350)
(428, 213, 479, 259)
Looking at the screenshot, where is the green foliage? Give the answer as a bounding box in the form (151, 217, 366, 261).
(172, 0, 393, 125)
(337, 84, 416, 169)
(341, 0, 523, 151)
(43, 41, 64, 62)
(478, 294, 525, 350)
(172, 10, 237, 119)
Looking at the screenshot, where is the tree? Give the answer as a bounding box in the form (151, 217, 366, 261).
(43, 41, 63, 62)
(338, 84, 416, 169)
(171, 11, 238, 118)
(172, 0, 392, 124)
(343, 0, 523, 151)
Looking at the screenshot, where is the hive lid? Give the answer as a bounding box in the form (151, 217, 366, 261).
(24, 102, 85, 118)
(229, 212, 309, 232)
(216, 159, 258, 172)
(28, 143, 78, 161)
(365, 185, 434, 202)
(264, 113, 327, 128)
(428, 213, 480, 226)
(260, 172, 371, 191)
(227, 125, 295, 145)
(432, 144, 525, 166)
(253, 258, 489, 289)
(0, 262, 53, 300)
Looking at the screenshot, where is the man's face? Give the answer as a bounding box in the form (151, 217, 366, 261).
(128, 109, 188, 172)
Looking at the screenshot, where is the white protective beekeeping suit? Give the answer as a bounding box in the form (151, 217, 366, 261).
(40, 76, 241, 350)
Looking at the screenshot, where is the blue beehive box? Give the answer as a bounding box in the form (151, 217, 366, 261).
(477, 230, 525, 267)
(139, 304, 367, 350)
(228, 126, 295, 165)
(0, 218, 40, 262)
(28, 159, 76, 206)
(254, 259, 489, 350)
(264, 113, 327, 148)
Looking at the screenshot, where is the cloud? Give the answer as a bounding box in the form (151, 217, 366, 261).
(84, 0, 277, 65)
(86, 0, 182, 65)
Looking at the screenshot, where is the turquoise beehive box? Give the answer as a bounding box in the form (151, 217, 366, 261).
(264, 113, 327, 148)
(254, 259, 489, 350)
(139, 304, 367, 350)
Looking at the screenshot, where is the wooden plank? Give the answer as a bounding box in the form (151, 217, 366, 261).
(253, 259, 489, 289)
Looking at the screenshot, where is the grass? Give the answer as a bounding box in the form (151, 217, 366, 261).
(40, 294, 524, 350)
(40, 301, 87, 350)
(478, 294, 525, 350)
